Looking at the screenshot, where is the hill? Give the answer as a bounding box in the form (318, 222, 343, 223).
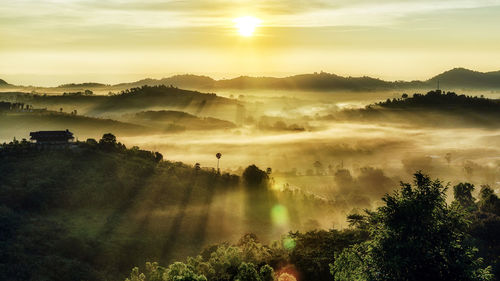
(337, 90, 500, 127)
(0, 138, 239, 281)
(112, 74, 215, 90)
(0, 79, 9, 86)
(0, 110, 151, 140)
(3, 68, 500, 92)
(8, 85, 240, 120)
(427, 67, 500, 89)
(57, 82, 109, 88)
(127, 110, 236, 131)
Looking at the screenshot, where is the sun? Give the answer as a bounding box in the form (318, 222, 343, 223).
(234, 16, 261, 37)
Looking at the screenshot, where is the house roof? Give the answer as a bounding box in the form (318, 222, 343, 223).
(30, 130, 74, 140)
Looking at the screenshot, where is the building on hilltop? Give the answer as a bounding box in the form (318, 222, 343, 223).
(30, 129, 75, 145)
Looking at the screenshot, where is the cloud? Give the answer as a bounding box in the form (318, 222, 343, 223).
(3, 0, 500, 30)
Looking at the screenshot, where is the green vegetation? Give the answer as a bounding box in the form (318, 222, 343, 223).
(338, 90, 500, 127)
(1, 134, 499, 281)
(123, 172, 499, 281)
(0, 134, 239, 281)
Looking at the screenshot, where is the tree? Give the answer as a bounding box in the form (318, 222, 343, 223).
(313, 161, 323, 175)
(266, 167, 272, 175)
(216, 153, 222, 173)
(346, 213, 367, 229)
(332, 172, 493, 281)
(242, 165, 269, 188)
(234, 262, 260, 281)
(154, 152, 163, 162)
(453, 182, 477, 211)
(99, 133, 117, 146)
(445, 152, 452, 165)
(259, 265, 275, 281)
(478, 185, 500, 215)
(164, 262, 207, 281)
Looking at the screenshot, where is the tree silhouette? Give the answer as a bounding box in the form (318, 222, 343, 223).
(216, 152, 222, 173)
(332, 172, 493, 281)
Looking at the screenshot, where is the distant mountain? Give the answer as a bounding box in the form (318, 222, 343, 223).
(0, 79, 9, 86)
(427, 68, 500, 89)
(215, 72, 395, 90)
(338, 90, 500, 128)
(57, 82, 109, 88)
(4, 68, 500, 92)
(109, 69, 500, 91)
(112, 74, 215, 90)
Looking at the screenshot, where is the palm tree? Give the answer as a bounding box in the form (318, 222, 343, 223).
(216, 153, 222, 173)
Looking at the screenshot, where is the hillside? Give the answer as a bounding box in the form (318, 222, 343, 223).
(112, 74, 216, 90)
(57, 82, 109, 88)
(6, 85, 240, 120)
(0, 79, 9, 86)
(337, 90, 500, 127)
(127, 110, 236, 131)
(0, 138, 239, 281)
(0, 111, 151, 140)
(427, 68, 500, 89)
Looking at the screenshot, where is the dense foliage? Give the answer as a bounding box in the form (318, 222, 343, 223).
(332, 172, 495, 281)
(338, 90, 500, 128)
(124, 172, 499, 281)
(0, 135, 239, 281)
(1, 137, 499, 281)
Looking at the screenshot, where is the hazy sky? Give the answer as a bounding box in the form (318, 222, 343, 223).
(1, 0, 500, 86)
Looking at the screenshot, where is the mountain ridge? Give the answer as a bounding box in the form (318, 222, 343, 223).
(3, 67, 500, 91)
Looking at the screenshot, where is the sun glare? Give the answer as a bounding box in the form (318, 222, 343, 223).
(234, 16, 261, 37)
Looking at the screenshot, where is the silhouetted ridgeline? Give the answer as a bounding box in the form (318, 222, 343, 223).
(57, 82, 109, 88)
(429, 68, 500, 89)
(0, 78, 9, 86)
(3, 85, 239, 119)
(3, 67, 500, 92)
(106, 68, 500, 91)
(336, 90, 500, 128)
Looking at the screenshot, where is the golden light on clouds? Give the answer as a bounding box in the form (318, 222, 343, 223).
(234, 16, 261, 37)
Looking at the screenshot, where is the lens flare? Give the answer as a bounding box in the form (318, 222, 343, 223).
(271, 204, 289, 226)
(278, 271, 298, 281)
(283, 236, 296, 250)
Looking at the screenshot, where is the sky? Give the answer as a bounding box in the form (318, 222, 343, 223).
(1, 0, 500, 86)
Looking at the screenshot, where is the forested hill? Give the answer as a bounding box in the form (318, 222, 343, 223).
(0, 135, 239, 281)
(108, 68, 500, 91)
(1, 135, 499, 281)
(4, 67, 500, 93)
(428, 68, 500, 89)
(9, 85, 238, 118)
(0, 79, 10, 86)
(337, 90, 500, 128)
(376, 90, 500, 112)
